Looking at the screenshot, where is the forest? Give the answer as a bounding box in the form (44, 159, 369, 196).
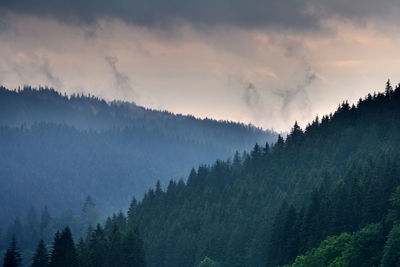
(127, 81, 400, 266)
(0, 86, 276, 225)
(2, 81, 400, 266)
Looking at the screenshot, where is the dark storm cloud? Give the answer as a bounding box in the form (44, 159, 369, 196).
(311, 0, 400, 20)
(0, 0, 318, 30)
(1, 0, 400, 30)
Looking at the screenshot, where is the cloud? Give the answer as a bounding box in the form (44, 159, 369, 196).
(1, 0, 400, 32)
(243, 83, 261, 110)
(0, 0, 318, 30)
(105, 56, 136, 99)
(36, 58, 63, 89)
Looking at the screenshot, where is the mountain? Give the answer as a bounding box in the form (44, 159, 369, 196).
(121, 81, 400, 266)
(0, 86, 277, 225)
(4, 81, 400, 267)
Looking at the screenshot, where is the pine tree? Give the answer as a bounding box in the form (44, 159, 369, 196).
(49, 227, 78, 267)
(3, 236, 22, 267)
(76, 238, 88, 267)
(81, 196, 99, 230)
(127, 196, 138, 227)
(40, 207, 52, 243)
(26, 207, 40, 249)
(382, 224, 400, 266)
(385, 79, 393, 96)
(31, 239, 49, 267)
(87, 224, 108, 267)
(40, 207, 51, 233)
(122, 229, 146, 267)
(6, 218, 23, 250)
(108, 224, 123, 267)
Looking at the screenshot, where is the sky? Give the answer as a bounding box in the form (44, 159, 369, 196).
(1, 1, 400, 132)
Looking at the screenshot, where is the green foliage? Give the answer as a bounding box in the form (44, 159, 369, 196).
(349, 223, 384, 267)
(55, 216, 146, 267)
(290, 232, 352, 267)
(197, 256, 220, 267)
(289, 222, 398, 267)
(268, 153, 400, 266)
(3, 82, 400, 267)
(381, 224, 400, 266)
(128, 82, 400, 266)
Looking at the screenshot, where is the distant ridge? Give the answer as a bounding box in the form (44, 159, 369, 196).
(0, 85, 277, 225)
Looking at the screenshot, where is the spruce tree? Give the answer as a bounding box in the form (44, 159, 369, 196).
(81, 196, 99, 230)
(382, 224, 400, 266)
(49, 227, 78, 267)
(31, 239, 49, 267)
(3, 236, 22, 267)
(122, 229, 146, 267)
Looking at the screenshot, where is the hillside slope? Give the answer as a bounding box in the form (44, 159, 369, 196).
(129, 81, 400, 266)
(0, 86, 276, 225)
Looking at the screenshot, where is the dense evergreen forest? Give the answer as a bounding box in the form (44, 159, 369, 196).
(0, 86, 276, 225)
(2, 81, 400, 266)
(3, 216, 147, 267)
(124, 81, 400, 266)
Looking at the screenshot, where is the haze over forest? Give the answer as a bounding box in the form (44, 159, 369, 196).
(1, 1, 400, 267)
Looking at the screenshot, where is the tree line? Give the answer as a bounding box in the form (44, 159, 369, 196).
(3, 213, 146, 267)
(128, 81, 400, 266)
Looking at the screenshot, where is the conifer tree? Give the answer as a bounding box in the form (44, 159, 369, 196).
(122, 229, 146, 267)
(127, 197, 138, 226)
(3, 236, 22, 267)
(382, 224, 400, 266)
(31, 239, 49, 267)
(81, 196, 99, 230)
(49, 227, 78, 267)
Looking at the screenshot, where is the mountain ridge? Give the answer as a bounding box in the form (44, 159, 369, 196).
(0, 85, 277, 226)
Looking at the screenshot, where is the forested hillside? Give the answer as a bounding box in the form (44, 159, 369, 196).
(126, 81, 400, 266)
(3, 82, 400, 267)
(0, 86, 276, 225)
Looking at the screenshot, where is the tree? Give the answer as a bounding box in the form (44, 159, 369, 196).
(197, 256, 220, 267)
(81, 196, 99, 230)
(385, 79, 393, 96)
(127, 196, 138, 227)
(26, 207, 40, 249)
(49, 227, 78, 267)
(349, 223, 384, 267)
(108, 224, 123, 267)
(76, 238, 88, 267)
(122, 229, 146, 267)
(382, 224, 400, 266)
(40, 207, 53, 243)
(87, 224, 108, 267)
(3, 236, 22, 267)
(274, 134, 285, 151)
(31, 239, 49, 267)
(6, 218, 23, 249)
(287, 121, 303, 145)
(40, 207, 51, 233)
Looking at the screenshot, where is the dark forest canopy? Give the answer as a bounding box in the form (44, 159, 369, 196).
(0, 85, 275, 150)
(2, 82, 400, 266)
(125, 81, 400, 266)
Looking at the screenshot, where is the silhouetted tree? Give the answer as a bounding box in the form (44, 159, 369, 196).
(31, 239, 49, 267)
(3, 236, 22, 267)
